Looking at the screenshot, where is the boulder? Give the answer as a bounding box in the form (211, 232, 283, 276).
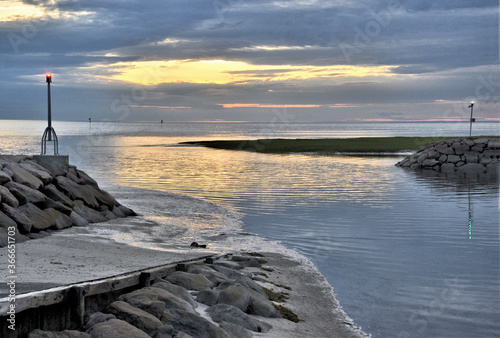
(43, 198, 73, 216)
(422, 159, 440, 168)
(452, 143, 469, 155)
(28, 329, 90, 337)
(18, 203, 54, 231)
(196, 289, 220, 306)
(76, 169, 99, 186)
(5, 181, 46, 206)
(187, 265, 229, 285)
(4, 163, 43, 190)
(73, 201, 108, 223)
(82, 185, 116, 208)
(42, 184, 75, 208)
(83, 312, 116, 331)
(217, 285, 252, 313)
(0, 228, 8, 247)
(207, 304, 272, 332)
(165, 309, 230, 338)
(219, 321, 253, 338)
(151, 324, 174, 338)
(119, 287, 196, 316)
(2, 203, 33, 233)
(0, 170, 11, 184)
(55, 176, 99, 208)
(0, 210, 17, 229)
(464, 151, 479, 163)
(151, 279, 198, 308)
(19, 161, 53, 184)
(70, 211, 90, 226)
(86, 318, 150, 338)
(44, 208, 73, 230)
(488, 139, 500, 149)
(435, 145, 454, 155)
(166, 271, 214, 291)
(106, 301, 163, 335)
(0, 185, 19, 208)
(447, 155, 461, 164)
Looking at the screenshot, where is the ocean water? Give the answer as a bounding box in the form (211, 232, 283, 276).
(1, 120, 499, 337)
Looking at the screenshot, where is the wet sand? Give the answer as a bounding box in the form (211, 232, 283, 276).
(0, 186, 366, 337)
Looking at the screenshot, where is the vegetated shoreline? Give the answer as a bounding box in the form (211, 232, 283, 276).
(182, 136, 500, 154)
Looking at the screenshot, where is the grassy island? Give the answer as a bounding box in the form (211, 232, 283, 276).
(182, 136, 500, 155)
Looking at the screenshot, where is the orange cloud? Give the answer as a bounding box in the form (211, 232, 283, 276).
(221, 103, 321, 108)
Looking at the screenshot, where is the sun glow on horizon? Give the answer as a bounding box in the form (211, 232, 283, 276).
(100, 59, 396, 86)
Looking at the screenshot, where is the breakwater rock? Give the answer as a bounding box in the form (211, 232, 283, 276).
(0, 155, 135, 247)
(396, 138, 500, 180)
(27, 253, 293, 338)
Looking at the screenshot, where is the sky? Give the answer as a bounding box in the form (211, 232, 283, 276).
(0, 0, 499, 122)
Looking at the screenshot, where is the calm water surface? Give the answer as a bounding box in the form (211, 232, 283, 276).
(1, 120, 499, 337)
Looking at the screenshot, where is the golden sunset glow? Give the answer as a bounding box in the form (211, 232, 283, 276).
(0, 1, 44, 21)
(221, 104, 321, 108)
(103, 60, 396, 86)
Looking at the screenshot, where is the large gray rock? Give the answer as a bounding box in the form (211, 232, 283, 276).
(5, 181, 46, 205)
(488, 139, 500, 149)
(452, 143, 470, 155)
(81, 185, 116, 209)
(217, 285, 252, 313)
(165, 309, 230, 338)
(70, 211, 90, 226)
(196, 289, 220, 306)
(86, 318, 150, 338)
(441, 163, 456, 173)
(464, 151, 479, 163)
(76, 168, 99, 186)
(166, 271, 214, 291)
(2, 203, 33, 233)
(207, 304, 272, 332)
(0, 170, 12, 184)
(119, 287, 196, 317)
(435, 145, 454, 155)
(219, 321, 253, 338)
(4, 163, 43, 190)
(447, 155, 461, 163)
(42, 184, 75, 208)
(0, 185, 19, 208)
(83, 312, 116, 331)
(152, 279, 198, 308)
(0, 210, 17, 229)
(55, 176, 99, 208)
(28, 329, 90, 338)
(18, 203, 54, 231)
(187, 264, 229, 285)
(73, 201, 108, 223)
(43, 197, 73, 216)
(19, 161, 53, 184)
(106, 300, 163, 335)
(44, 208, 73, 230)
(0, 228, 8, 247)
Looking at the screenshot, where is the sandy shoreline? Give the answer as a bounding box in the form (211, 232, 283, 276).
(0, 186, 367, 337)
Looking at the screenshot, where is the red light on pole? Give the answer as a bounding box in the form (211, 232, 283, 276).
(46, 73, 52, 83)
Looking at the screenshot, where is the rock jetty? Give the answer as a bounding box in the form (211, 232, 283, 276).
(396, 138, 500, 179)
(0, 155, 135, 247)
(27, 253, 296, 338)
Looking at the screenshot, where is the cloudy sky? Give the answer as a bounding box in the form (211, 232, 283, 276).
(0, 0, 498, 122)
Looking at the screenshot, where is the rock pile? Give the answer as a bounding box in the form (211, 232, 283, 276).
(396, 138, 500, 178)
(0, 155, 135, 247)
(28, 253, 294, 338)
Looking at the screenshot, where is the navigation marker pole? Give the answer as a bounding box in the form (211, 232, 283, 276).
(41, 73, 59, 155)
(468, 101, 475, 138)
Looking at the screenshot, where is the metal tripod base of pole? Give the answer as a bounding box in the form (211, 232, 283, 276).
(41, 126, 59, 155)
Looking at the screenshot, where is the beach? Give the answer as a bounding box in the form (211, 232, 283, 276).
(0, 185, 366, 337)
